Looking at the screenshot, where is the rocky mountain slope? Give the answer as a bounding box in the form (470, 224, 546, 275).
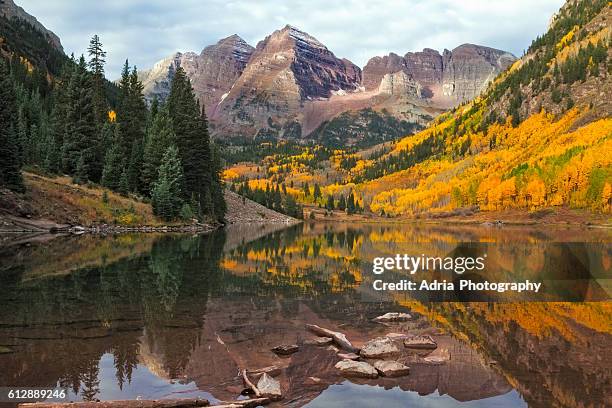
(141, 26, 515, 142)
(363, 44, 516, 108)
(352, 0, 611, 217)
(139, 35, 254, 116)
(0, 0, 62, 51)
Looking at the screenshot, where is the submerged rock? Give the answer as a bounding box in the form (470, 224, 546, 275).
(422, 355, 447, 365)
(373, 312, 412, 323)
(337, 352, 360, 360)
(373, 360, 410, 377)
(306, 324, 360, 352)
(257, 373, 282, 400)
(403, 335, 437, 350)
(250, 365, 283, 377)
(360, 337, 400, 359)
(335, 359, 378, 378)
(271, 344, 299, 355)
(326, 345, 340, 353)
(304, 336, 333, 346)
(386, 333, 410, 339)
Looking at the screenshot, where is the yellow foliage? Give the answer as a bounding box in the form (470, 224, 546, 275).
(368, 109, 612, 216)
(222, 168, 240, 180)
(556, 25, 579, 50)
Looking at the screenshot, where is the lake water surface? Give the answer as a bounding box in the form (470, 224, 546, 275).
(0, 222, 610, 407)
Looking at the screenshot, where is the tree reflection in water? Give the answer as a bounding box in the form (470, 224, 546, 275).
(0, 223, 609, 407)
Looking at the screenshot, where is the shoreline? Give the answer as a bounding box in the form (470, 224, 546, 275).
(304, 206, 612, 228)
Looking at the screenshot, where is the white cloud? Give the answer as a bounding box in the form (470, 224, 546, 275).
(17, 0, 564, 79)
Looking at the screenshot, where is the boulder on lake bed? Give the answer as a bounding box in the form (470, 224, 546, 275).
(374, 312, 412, 322)
(257, 373, 282, 400)
(386, 332, 410, 339)
(271, 344, 299, 355)
(335, 359, 378, 378)
(360, 337, 400, 359)
(326, 345, 340, 353)
(373, 360, 410, 377)
(304, 336, 333, 346)
(337, 352, 360, 360)
(403, 335, 437, 350)
(422, 355, 447, 365)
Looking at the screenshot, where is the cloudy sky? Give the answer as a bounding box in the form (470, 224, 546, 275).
(19, 0, 564, 79)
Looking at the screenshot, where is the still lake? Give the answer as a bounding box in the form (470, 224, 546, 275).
(0, 222, 610, 407)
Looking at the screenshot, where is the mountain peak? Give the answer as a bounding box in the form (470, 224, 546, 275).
(201, 34, 254, 64)
(0, 0, 63, 51)
(273, 24, 326, 49)
(217, 34, 250, 47)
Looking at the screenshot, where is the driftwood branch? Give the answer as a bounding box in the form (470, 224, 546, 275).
(305, 324, 360, 352)
(19, 398, 210, 408)
(241, 369, 261, 397)
(213, 398, 270, 408)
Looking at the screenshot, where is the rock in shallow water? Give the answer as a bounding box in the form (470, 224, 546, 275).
(403, 335, 437, 350)
(335, 359, 378, 378)
(271, 344, 299, 355)
(257, 373, 282, 400)
(422, 355, 448, 365)
(304, 336, 333, 346)
(373, 360, 410, 377)
(373, 312, 412, 323)
(337, 352, 360, 360)
(360, 337, 400, 359)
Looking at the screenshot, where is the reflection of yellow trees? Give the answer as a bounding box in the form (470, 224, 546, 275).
(223, 234, 364, 294)
(398, 301, 612, 343)
(468, 303, 612, 342)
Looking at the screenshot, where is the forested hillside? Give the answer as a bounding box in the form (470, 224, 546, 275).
(358, 0, 611, 216)
(0, 17, 226, 223)
(224, 0, 611, 219)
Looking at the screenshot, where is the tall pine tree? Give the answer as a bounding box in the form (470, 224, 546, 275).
(0, 60, 24, 192)
(142, 107, 176, 194)
(60, 56, 96, 181)
(167, 67, 225, 222)
(151, 145, 185, 220)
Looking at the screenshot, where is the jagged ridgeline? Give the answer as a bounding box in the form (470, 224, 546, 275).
(0, 9, 225, 222)
(348, 0, 611, 216)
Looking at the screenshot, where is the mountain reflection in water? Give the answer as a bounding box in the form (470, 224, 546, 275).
(0, 223, 610, 408)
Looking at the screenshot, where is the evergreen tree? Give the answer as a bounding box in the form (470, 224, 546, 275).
(346, 192, 356, 215)
(101, 127, 124, 190)
(209, 141, 226, 222)
(338, 194, 346, 211)
(61, 56, 96, 180)
(87, 35, 108, 128)
(126, 138, 144, 193)
(313, 183, 322, 201)
(116, 61, 146, 167)
(73, 153, 89, 185)
(151, 145, 185, 220)
(142, 107, 176, 194)
(325, 194, 335, 211)
(273, 184, 282, 210)
(118, 168, 130, 196)
(167, 67, 225, 221)
(0, 61, 24, 192)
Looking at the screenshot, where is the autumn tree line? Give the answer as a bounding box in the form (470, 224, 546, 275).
(231, 181, 304, 219)
(0, 35, 225, 222)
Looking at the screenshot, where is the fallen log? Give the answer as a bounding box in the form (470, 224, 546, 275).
(19, 398, 210, 408)
(241, 369, 261, 397)
(212, 398, 270, 408)
(305, 324, 359, 352)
